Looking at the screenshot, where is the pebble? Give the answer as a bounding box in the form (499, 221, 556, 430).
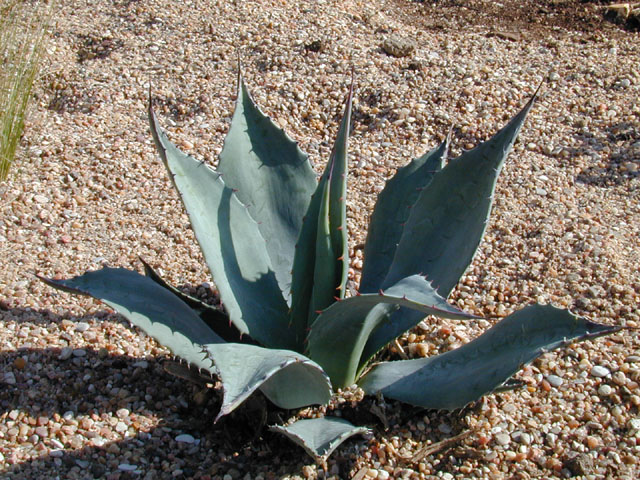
(176, 433, 196, 443)
(75, 322, 90, 332)
(546, 375, 564, 387)
(118, 464, 138, 471)
(58, 347, 73, 360)
(494, 433, 511, 446)
(4, 372, 16, 385)
(590, 366, 610, 378)
(597, 384, 613, 396)
(438, 423, 452, 434)
(72, 348, 86, 357)
(512, 431, 532, 445)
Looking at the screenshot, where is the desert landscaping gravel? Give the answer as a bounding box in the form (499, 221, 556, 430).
(1, 0, 640, 478)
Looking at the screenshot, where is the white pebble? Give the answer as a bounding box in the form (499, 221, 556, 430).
(598, 384, 612, 396)
(175, 433, 196, 444)
(591, 365, 610, 378)
(75, 322, 90, 332)
(495, 433, 511, 446)
(546, 375, 564, 387)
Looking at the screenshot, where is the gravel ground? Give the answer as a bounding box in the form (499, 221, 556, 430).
(2, 0, 640, 478)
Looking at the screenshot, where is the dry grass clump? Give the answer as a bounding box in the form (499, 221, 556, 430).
(0, 0, 52, 181)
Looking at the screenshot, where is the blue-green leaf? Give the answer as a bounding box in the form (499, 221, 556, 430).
(359, 304, 620, 410)
(270, 417, 369, 461)
(307, 275, 475, 388)
(289, 83, 353, 346)
(39, 267, 222, 370)
(360, 137, 448, 293)
(204, 343, 331, 420)
(39, 268, 331, 419)
(218, 76, 317, 300)
(382, 95, 536, 297)
(149, 106, 294, 349)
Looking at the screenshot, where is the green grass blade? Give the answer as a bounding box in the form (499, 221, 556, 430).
(0, 0, 52, 180)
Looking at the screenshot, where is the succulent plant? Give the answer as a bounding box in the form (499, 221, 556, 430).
(40, 73, 620, 462)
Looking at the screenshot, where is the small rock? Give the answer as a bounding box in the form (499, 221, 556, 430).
(591, 365, 610, 378)
(118, 464, 138, 471)
(176, 433, 196, 444)
(116, 408, 130, 418)
(546, 375, 564, 387)
(549, 72, 560, 81)
(115, 421, 128, 433)
(382, 35, 416, 58)
(438, 423, 452, 434)
(72, 349, 86, 357)
(565, 453, 593, 476)
(4, 372, 16, 385)
(34, 194, 48, 204)
(598, 384, 613, 396)
(59, 347, 73, 360)
(50, 449, 64, 458)
(494, 433, 511, 446)
(13, 357, 27, 370)
(512, 431, 532, 445)
(76, 460, 89, 468)
(132, 360, 149, 368)
(75, 322, 90, 332)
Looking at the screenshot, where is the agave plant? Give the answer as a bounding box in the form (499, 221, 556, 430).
(40, 74, 619, 461)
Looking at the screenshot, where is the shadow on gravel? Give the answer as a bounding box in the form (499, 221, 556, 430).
(0, 305, 477, 479)
(572, 122, 640, 189)
(0, 308, 371, 478)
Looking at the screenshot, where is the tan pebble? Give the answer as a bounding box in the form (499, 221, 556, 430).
(302, 465, 315, 478)
(37, 417, 48, 426)
(415, 343, 429, 357)
(586, 435, 600, 449)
